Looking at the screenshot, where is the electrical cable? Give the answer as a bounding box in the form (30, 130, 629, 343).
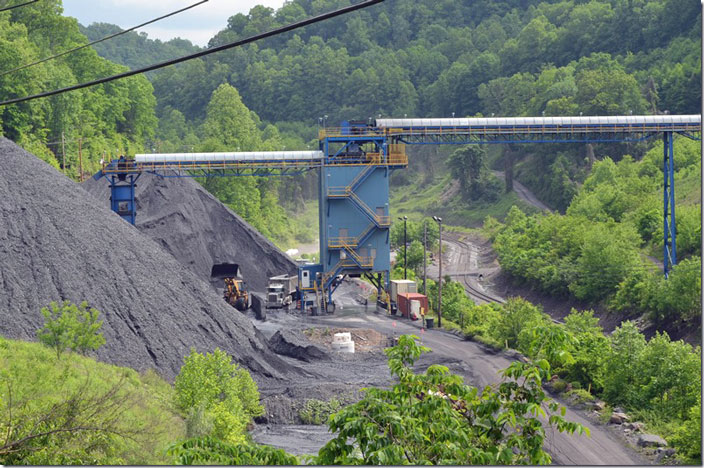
(0, 0, 38, 13)
(0, 0, 385, 107)
(0, 0, 209, 78)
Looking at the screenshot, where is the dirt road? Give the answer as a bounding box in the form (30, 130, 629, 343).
(255, 307, 647, 464)
(492, 170, 553, 212)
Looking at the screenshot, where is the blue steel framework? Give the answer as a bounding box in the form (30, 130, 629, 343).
(371, 115, 700, 277)
(99, 115, 700, 308)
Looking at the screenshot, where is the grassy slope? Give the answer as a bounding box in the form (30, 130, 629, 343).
(280, 198, 319, 251)
(391, 172, 539, 227)
(0, 337, 185, 464)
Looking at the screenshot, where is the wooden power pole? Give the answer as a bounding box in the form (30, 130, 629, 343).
(78, 137, 84, 182)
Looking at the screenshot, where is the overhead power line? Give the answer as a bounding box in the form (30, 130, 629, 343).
(0, 0, 209, 78)
(0, 0, 38, 13)
(0, 0, 385, 107)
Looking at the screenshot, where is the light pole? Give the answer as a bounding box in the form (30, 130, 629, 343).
(398, 216, 407, 279)
(423, 221, 427, 295)
(433, 216, 442, 328)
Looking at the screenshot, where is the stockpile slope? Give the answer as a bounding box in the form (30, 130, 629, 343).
(0, 138, 294, 380)
(83, 174, 298, 292)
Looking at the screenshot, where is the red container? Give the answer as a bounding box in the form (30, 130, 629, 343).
(397, 293, 429, 319)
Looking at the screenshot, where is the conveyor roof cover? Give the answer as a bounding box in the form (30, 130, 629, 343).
(135, 151, 324, 163)
(376, 115, 701, 128)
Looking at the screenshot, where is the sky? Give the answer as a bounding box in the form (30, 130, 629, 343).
(62, 0, 287, 47)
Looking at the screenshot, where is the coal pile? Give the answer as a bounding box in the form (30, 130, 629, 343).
(268, 330, 330, 363)
(83, 173, 298, 292)
(0, 138, 296, 380)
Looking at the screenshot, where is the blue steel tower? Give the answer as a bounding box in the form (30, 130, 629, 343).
(298, 121, 407, 312)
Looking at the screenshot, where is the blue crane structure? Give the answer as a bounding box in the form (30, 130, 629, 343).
(98, 114, 700, 312)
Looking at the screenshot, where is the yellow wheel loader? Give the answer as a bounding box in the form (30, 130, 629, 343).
(211, 263, 249, 311)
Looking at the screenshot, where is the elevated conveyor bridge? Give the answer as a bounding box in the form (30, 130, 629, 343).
(98, 114, 700, 313)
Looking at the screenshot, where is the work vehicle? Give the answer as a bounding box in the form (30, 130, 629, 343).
(266, 274, 296, 309)
(211, 263, 249, 311)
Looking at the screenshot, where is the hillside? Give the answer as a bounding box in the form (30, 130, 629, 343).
(81, 0, 701, 227)
(80, 22, 200, 71)
(0, 337, 185, 464)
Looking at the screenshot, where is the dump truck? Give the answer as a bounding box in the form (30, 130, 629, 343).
(266, 274, 296, 309)
(211, 263, 249, 311)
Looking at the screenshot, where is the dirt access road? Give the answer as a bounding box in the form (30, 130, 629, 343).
(258, 306, 647, 465)
(492, 170, 553, 213)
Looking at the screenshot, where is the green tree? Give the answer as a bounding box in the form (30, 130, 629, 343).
(36, 301, 105, 359)
(174, 348, 263, 445)
(168, 437, 299, 465)
(601, 321, 647, 407)
(316, 335, 586, 465)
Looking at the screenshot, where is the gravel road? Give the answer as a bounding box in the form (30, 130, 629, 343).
(253, 305, 648, 465)
(492, 169, 553, 212)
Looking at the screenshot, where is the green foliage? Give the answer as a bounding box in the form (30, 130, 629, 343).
(174, 348, 263, 445)
(0, 4, 157, 177)
(551, 379, 567, 393)
(493, 297, 549, 350)
(463, 298, 701, 464)
(299, 398, 342, 425)
(168, 436, 299, 465)
(603, 322, 701, 421)
(391, 219, 439, 250)
(669, 399, 702, 464)
(0, 338, 184, 464)
(611, 256, 702, 325)
(491, 141, 701, 323)
(36, 300, 106, 359)
(562, 310, 608, 391)
(315, 335, 586, 465)
(448, 145, 502, 202)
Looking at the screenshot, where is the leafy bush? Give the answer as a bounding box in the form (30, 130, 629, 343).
(36, 300, 106, 358)
(562, 309, 608, 392)
(551, 379, 567, 393)
(612, 257, 701, 325)
(299, 398, 342, 425)
(492, 297, 548, 349)
(567, 388, 595, 404)
(315, 335, 587, 465)
(168, 436, 299, 465)
(603, 322, 701, 421)
(174, 348, 263, 444)
(669, 400, 702, 464)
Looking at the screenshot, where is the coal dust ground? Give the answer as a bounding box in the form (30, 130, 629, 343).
(250, 280, 648, 465)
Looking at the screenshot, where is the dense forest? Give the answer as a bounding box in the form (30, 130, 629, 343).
(1, 0, 700, 244)
(84, 0, 701, 235)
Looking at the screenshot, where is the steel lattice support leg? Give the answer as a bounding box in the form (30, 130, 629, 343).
(663, 131, 676, 277)
(109, 173, 139, 225)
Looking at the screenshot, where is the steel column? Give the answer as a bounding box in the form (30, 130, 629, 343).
(663, 131, 676, 277)
(109, 173, 139, 225)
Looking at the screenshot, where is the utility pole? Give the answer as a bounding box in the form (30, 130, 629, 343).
(397, 216, 408, 279)
(61, 131, 65, 174)
(78, 137, 84, 182)
(423, 221, 427, 295)
(433, 216, 442, 328)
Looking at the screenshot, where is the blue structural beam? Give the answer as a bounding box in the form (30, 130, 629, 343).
(109, 174, 139, 224)
(98, 114, 700, 287)
(376, 115, 700, 138)
(374, 115, 701, 278)
(663, 132, 676, 277)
